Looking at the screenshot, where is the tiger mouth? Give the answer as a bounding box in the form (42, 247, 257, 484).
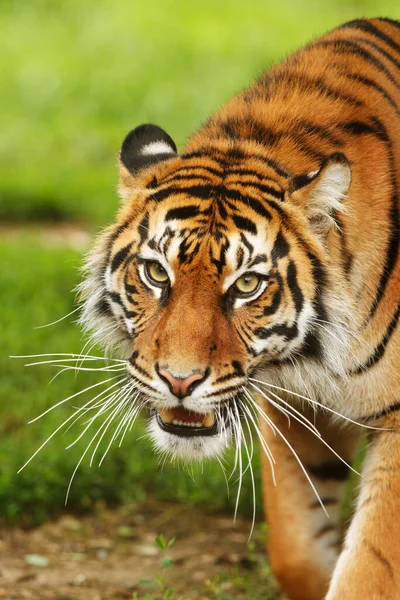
(155, 406, 219, 437)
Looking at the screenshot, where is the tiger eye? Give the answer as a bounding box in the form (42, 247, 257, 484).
(234, 273, 261, 295)
(146, 261, 169, 285)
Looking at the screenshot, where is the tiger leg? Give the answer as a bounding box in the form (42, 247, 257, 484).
(326, 412, 400, 600)
(258, 401, 360, 600)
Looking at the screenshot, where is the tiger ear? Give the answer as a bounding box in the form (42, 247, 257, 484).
(118, 124, 177, 200)
(288, 153, 351, 239)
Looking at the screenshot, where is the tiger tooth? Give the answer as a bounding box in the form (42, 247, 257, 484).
(203, 411, 215, 428)
(159, 409, 173, 424)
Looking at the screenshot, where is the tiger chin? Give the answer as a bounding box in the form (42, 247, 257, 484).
(79, 18, 400, 600)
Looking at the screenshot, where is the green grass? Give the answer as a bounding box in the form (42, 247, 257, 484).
(0, 233, 263, 525)
(2, 0, 400, 226)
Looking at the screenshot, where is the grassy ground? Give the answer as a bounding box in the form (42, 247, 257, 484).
(2, 0, 400, 226)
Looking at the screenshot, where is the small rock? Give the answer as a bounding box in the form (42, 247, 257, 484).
(74, 573, 87, 586)
(24, 554, 49, 568)
(96, 548, 109, 560)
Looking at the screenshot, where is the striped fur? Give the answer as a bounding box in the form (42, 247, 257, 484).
(80, 19, 400, 599)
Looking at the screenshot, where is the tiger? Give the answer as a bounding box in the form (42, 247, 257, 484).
(79, 17, 400, 600)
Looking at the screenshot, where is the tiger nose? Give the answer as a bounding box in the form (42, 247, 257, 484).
(157, 368, 206, 399)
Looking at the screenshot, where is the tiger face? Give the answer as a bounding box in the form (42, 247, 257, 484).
(80, 124, 351, 461)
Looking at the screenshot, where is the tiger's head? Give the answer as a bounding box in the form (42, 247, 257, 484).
(80, 124, 352, 461)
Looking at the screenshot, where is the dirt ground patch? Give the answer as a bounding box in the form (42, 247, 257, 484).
(0, 500, 285, 600)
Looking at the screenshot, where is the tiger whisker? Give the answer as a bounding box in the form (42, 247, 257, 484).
(22, 357, 126, 367)
(313, 317, 368, 348)
(243, 389, 328, 517)
(248, 382, 360, 477)
(34, 306, 81, 329)
(92, 384, 136, 467)
(313, 321, 360, 364)
(49, 364, 126, 373)
(231, 404, 244, 523)
(77, 323, 120, 369)
(249, 377, 387, 431)
(11, 353, 125, 363)
(216, 455, 230, 500)
(228, 404, 241, 481)
(249, 385, 321, 438)
(63, 379, 127, 434)
(118, 393, 143, 447)
(66, 382, 133, 450)
(18, 379, 126, 473)
(99, 392, 144, 465)
(240, 406, 257, 541)
(65, 398, 128, 504)
(239, 398, 276, 486)
(28, 375, 125, 423)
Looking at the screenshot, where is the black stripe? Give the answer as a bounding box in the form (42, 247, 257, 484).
(239, 232, 254, 255)
(151, 184, 213, 203)
(249, 254, 268, 267)
(182, 147, 291, 178)
(260, 70, 364, 108)
(125, 282, 138, 294)
(334, 214, 353, 274)
(165, 205, 200, 221)
(236, 246, 245, 269)
(138, 212, 149, 244)
(307, 461, 349, 481)
(309, 497, 338, 509)
(287, 261, 303, 313)
(354, 36, 400, 73)
(362, 400, 400, 423)
(220, 117, 326, 162)
(271, 231, 290, 264)
(262, 288, 282, 316)
(341, 19, 400, 57)
(353, 304, 400, 374)
(220, 187, 273, 220)
(232, 214, 257, 235)
(228, 167, 284, 191)
(111, 243, 132, 273)
(314, 524, 337, 539)
(364, 540, 394, 578)
(108, 291, 123, 306)
(339, 118, 399, 319)
(254, 322, 298, 341)
(234, 179, 285, 200)
(160, 164, 223, 183)
(342, 72, 400, 115)
(238, 195, 273, 221)
(296, 119, 344, 146)
(95, 297, 113, 318)
(313, 39, 400, 92)
(378, 18, 400, 31)
(160, 173, 214, 184)
(339, 119, 388, 141)
(306, 251, 329, 326)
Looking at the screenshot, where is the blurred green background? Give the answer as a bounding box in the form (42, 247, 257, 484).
(1, 0, 399, 526)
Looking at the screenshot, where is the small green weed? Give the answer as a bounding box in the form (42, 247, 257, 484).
(133, 535, 185, 600)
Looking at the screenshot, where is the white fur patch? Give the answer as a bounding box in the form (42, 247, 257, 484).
(140, 141, 175, 156)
